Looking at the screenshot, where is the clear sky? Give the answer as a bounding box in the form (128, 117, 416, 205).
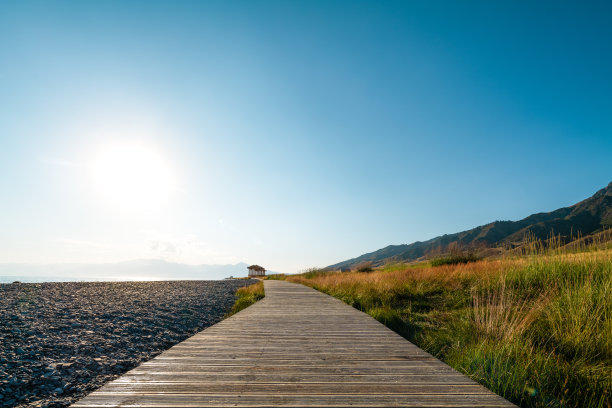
(1, 1, 611, 273)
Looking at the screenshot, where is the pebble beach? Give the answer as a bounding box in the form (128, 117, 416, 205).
(0, 280, 254, 408)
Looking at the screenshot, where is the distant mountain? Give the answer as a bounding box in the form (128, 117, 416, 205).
(330, 182, 612, 270)
(0, 260, 265, 283)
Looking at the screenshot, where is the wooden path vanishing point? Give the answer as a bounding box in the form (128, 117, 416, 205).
(73, 280, 516, 407)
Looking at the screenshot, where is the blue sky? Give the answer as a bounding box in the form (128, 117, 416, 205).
(1, 1, 610, 273)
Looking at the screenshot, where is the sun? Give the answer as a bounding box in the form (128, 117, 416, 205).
(92, 143, 175, 213)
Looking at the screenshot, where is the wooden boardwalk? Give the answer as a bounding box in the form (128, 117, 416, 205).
(73, 280, 516, 407)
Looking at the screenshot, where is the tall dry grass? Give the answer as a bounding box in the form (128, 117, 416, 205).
(287, 248, 612, 408)
(472, 281, 550, 342)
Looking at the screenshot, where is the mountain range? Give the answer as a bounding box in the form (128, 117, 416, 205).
(329, 181, 612, 270)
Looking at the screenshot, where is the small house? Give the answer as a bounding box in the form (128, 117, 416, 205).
(247, 264, 266, 278)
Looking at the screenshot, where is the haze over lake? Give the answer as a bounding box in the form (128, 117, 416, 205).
(0, 260, 260, 283)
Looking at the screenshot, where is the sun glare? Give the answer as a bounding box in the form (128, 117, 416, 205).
(92, 143, 175, 213)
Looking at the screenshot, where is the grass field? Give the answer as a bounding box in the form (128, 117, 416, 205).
(286, 249, 612, 408)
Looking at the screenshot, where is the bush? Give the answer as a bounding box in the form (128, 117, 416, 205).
(430, 253, 481, 266)
(355, 261, 374, 272)
(301, 267, 330, 279)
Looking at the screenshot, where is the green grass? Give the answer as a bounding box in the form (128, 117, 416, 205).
(288, 251, 612, 408)
(226, 281, 265, 316)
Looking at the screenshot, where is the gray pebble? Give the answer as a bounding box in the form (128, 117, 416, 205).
(0, 279, 255, 407)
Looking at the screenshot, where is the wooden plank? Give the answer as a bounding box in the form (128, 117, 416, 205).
(130, 364, 462, 375)
(72, 393, 514, 407)
(72, 280, 516, 407)
(97, 383, 492, 394)
(113, 374, 476, 383)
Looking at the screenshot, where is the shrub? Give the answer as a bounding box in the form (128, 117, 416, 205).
(355, 261, 374, 272)
(430, 253, 481, 266)
(301, 267, 331, 279)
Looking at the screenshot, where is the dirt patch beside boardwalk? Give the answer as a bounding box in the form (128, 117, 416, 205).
(0, 280, 255, 408)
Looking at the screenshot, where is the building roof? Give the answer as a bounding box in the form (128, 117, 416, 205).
(247, 264, 266, 272)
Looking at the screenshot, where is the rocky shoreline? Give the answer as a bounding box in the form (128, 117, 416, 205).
(0, 280, 255, 408)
